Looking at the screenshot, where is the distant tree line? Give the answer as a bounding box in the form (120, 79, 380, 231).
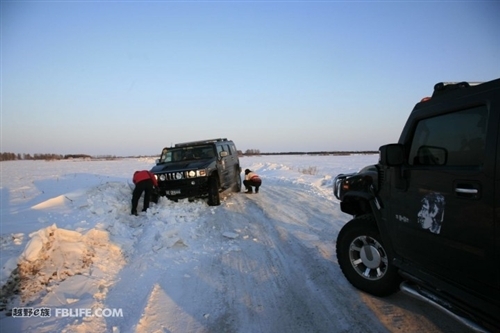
(1, 149, 377, 161)
(63, 154, 93, 159)
(1, 152, 18, 161)
(241, 149, 377, 156)
(244, 149, 261, 155)
(258, 151, 378, 156)
(0, 152, 102, 161)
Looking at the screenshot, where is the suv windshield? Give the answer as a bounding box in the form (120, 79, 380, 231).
(159, 145, 216, 163)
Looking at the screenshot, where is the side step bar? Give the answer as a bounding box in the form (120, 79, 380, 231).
(400, 282, 490, 333)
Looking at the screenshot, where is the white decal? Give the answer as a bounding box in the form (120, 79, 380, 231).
(417, 192, 445, 234)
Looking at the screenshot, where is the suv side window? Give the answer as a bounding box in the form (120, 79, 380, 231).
(216, 145, 224, 156)
(229, 143, 237, 155)
(218, 144, 231, 154)
(409, 106, 488, 167)
(160, 148, 172, 163)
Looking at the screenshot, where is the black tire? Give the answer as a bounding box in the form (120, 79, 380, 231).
(150, 192, 159, 204)
(232, 168, 242, 192)
(150, 188, 160, 204)
(336, 215, 401, 297)
(207, 176, 221, 206)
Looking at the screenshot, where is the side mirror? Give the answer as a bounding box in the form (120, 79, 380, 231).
(219, 151, 228, 158)
(155, 159, 160, 164)
(379, 144, 404, 166)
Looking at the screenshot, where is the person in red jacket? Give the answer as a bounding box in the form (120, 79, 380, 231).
(131, 170, 159, 215)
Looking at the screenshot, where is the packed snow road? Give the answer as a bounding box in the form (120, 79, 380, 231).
(0, 157, 474, 332)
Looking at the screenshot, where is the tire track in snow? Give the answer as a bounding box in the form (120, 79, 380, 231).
(225, 186, 388, 333)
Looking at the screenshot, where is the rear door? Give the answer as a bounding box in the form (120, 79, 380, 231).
(389, 94, 498, 290)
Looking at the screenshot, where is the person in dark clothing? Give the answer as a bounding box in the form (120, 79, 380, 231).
(131, 170, 159, 215)
(243, 169, 262, 194)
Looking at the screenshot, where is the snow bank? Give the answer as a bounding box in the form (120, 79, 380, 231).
(1, 224, 124, 314)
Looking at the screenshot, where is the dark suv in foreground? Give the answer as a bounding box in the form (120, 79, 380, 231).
(150, 138, 241, 206)
(334, 78, 499, 332)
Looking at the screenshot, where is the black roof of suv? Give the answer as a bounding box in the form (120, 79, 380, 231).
(150, 138, 241, 206)
(334, 78, 500, 332)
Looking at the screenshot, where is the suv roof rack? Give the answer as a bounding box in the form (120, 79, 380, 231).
(175, 138, 228, 148)
(432, 81, 484, 97)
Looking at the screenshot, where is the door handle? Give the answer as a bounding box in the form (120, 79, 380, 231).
(455, 188, 478, 194)
(454, 182, 480, 199)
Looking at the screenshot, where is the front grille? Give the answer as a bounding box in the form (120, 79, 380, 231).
(158, 169, 206, 181)
(164, 171, 187, 180)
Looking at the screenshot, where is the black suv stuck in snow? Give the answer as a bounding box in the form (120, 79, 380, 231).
(150, 138, 241, 206)
(334, 78, 500, 332)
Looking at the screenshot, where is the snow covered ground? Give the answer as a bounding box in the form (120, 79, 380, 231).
(0, 155, 473, 333)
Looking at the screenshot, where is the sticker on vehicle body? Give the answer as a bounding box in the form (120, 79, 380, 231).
(417, 192, 445, 234)
(395, 214, 409, 223)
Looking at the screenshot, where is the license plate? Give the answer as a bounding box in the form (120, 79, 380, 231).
(166, 189, 181, 195)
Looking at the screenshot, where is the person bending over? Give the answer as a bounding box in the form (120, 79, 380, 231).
(131, 170, 158, 215)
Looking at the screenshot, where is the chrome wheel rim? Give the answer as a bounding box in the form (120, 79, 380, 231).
(349, 235, 388, 281)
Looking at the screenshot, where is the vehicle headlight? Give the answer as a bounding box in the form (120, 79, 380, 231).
(334, 173, 355, 199)
(184, 169, 207, 178)
(159, 174, 166, 181)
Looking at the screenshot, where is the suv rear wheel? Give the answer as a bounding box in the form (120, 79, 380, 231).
(336, 215, 401, 296)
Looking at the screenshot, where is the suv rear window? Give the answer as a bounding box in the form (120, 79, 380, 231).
(409, 106, 488, 167)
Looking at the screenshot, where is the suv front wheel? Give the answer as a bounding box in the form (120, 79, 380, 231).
(232, 168, 242, 192)
(207, 176, 221, 206)
(336, 215, 401, 297)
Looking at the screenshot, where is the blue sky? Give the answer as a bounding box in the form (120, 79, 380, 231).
(2, 1, 499, 156)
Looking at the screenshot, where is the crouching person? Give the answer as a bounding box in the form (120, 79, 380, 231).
(243, 169, 262, 194)
(131, 170, 158, 215)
